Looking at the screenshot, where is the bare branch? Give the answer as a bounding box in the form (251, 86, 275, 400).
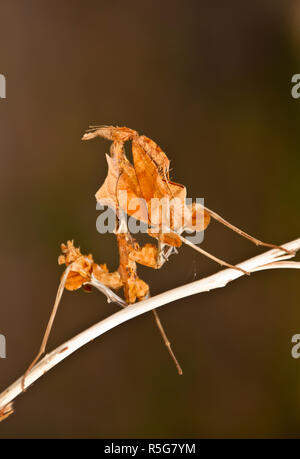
(0, 238, 299, 416)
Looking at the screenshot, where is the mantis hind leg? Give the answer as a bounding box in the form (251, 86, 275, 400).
(21, 266, 71, 391)
(204, 206, 294, 255)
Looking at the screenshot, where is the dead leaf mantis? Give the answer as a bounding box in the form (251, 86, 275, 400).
(21, 125, 293, 390)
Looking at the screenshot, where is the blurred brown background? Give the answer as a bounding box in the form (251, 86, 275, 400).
(0, 0, 300, 438)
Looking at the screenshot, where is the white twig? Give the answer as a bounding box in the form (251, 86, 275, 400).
(0, 238, 299, 414)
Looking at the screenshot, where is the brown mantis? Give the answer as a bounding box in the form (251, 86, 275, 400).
(21, 125, 293, 390)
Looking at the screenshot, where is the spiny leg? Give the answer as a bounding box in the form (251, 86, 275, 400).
(128, 239, 176, 270)
(161, 244, 178, 265)
(204, 206, 294, 255)
(156, 240, 178, 269)
(21, 266, 71, 391)
(157, 232, 165, 268)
